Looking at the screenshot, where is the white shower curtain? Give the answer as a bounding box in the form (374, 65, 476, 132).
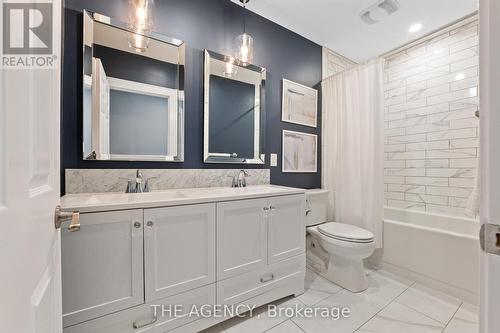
(322, 59, 385, 248)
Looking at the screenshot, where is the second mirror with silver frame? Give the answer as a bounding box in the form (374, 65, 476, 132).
(82, 10, 185, 162)
(203, 49, 266, 164)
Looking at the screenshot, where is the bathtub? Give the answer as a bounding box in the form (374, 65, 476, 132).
(376, 207, 480, 303)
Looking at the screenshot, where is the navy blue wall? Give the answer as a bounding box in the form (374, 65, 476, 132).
(62, 0, 322, 193)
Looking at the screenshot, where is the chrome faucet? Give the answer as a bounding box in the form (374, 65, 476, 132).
(236, 170, 249, 188)
(135, 170, 144, 193)
(123, 170, 156, 193)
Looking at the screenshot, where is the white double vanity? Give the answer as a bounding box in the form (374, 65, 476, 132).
(60, 185, 306, 333)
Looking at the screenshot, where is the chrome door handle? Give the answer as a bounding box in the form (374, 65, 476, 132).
(260, 274, 274, 283)
(54, 206, 80, 232)
(480, 223, 500, 255)
(132, 314, 158, 329)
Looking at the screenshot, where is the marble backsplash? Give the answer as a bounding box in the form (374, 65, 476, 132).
(65, 169, 271, 194)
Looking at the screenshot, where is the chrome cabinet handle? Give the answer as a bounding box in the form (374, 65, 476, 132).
(132, 314, 158, 329)
(146, 221, 154, 227)
(269, 206, 276, 211)
(134, 222, 142, 228)
(263, 207, 270, 212)
(54, 206, 80, 232)
(260, 274, 274, 283)
(68, 211, 81, 232)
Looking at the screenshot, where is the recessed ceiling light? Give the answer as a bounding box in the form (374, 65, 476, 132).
(409, 23, 423, 33)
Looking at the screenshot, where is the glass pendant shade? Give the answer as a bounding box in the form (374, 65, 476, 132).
(223, 55, 238, 78)
(127, 32, 150, 52)
(127, 0, 155, 52)
(235, 33, 254, 66)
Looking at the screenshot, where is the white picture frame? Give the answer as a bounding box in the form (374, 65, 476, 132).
(282, 130, 318, 173)
(282, 79, 318, 128)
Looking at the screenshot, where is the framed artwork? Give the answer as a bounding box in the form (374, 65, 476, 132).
(282, 130, 318, 173)
(282, 79, 318, 128)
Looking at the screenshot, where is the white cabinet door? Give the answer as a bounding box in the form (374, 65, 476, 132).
(61, 210, 144, 327)
(144, 204, 216, 301)
(217, 198, 268, 279)
(268, 194, 306, 265)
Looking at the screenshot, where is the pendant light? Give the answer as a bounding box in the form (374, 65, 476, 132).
(223, 55, 238, 78)
(235, 0, 254, 66)
(127, 0, 155, 52)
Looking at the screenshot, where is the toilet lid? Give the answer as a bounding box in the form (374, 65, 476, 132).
(318, 223, 374, 243)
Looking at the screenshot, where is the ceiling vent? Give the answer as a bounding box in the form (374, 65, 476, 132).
(360, 0, 400, 25)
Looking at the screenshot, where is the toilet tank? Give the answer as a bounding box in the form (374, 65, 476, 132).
(305, 189, 331, 226)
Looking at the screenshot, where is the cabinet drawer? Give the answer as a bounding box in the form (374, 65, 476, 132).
(217, 255, 305, 306)
(64, 284, 216, 333)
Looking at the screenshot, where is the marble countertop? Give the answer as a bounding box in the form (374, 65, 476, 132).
(60, 185, 306, 213)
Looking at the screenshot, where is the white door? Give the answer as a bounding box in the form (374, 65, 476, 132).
(217, 198, 268, 279)
(92, 58, 110, 159)
(480, 1, 500, 332)
(0, 1, 63, 333)
(268, 194, 306, 265)
(144, 204, 216, 301)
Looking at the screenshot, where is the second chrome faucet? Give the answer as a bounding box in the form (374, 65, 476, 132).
(230, 170, 249, 188)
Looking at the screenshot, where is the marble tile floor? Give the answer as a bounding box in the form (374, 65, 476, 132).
(200, 268, 479, 333)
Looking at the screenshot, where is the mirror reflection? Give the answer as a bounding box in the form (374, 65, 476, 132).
(203, 50, 266, 164)
(82, 11, 185, 162)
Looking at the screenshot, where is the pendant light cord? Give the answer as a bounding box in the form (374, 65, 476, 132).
(243, 1, 247, 33)
(239, 0, 250, 33)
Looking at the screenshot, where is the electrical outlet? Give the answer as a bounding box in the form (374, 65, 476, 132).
(270, 153, 278, 167)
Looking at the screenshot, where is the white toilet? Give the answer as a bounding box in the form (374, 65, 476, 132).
(305, 189, 375, 292)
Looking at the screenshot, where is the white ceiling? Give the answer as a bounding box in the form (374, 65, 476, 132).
(232, 0, 478, 62)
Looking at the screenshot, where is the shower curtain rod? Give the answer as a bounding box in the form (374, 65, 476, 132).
(321, 58, 380, 83)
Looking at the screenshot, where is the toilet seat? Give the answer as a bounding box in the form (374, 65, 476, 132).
(318, 222, 374, 243)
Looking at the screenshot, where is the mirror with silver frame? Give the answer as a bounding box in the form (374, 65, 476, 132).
(203, 49, 266, 164)
(82, 10, 185, 162)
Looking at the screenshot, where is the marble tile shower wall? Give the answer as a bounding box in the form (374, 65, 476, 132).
(322, 47, 356, 79)
(384, 18, 479, 218)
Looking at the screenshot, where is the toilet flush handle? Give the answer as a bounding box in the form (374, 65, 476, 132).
(305, 199, 312, 216)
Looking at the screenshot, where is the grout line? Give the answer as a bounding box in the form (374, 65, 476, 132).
(352, 280, 416, 332)
(291, 319, 307, 333)
(393, 301, 454, 329)
(441, 301, 464, 333)
(262, 319, 307, 333)
(261, 319, 292, 333)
